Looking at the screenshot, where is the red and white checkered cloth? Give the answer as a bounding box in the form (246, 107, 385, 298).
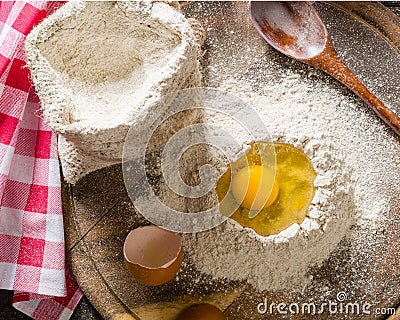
(0, 1, 83, 319)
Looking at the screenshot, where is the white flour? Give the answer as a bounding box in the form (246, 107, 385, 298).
(26, 1, 204, 184)
(183, 74, 399, 292)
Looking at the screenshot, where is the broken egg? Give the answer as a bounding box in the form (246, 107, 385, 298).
(123, 225, 183, 286)
(176, 303, 227, 320)
(217, 142, 317, 236)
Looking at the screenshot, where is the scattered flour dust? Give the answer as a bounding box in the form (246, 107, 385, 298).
(182, 75, 399, 292)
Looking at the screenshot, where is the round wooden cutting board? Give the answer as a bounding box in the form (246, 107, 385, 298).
(63, 2, 400, 320)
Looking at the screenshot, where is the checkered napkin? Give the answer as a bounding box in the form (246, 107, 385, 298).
(0, 1, 83, 319)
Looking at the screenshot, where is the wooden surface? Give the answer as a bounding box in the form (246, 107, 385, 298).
(63, 167, 245, 320)
(64, 2, 400, 320)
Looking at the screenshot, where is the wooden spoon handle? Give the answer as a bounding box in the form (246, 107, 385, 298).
(310, 37, 400, 136)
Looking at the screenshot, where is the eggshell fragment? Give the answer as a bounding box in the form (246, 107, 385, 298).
(176, 303, 227, 320)
(123, 225, 183, 286)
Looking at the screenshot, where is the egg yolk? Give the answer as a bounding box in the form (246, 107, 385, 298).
(216, 142, 317, 236)
(231, 165, 279, 212)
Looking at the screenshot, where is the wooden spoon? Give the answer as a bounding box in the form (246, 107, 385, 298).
(250, 1, 400, 137)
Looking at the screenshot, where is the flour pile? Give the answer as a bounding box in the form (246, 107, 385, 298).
(182, 75, 398, 292)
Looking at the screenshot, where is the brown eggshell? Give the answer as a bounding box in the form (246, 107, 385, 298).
(123, 225, 183, 286)
(176, 303, 227, 320)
